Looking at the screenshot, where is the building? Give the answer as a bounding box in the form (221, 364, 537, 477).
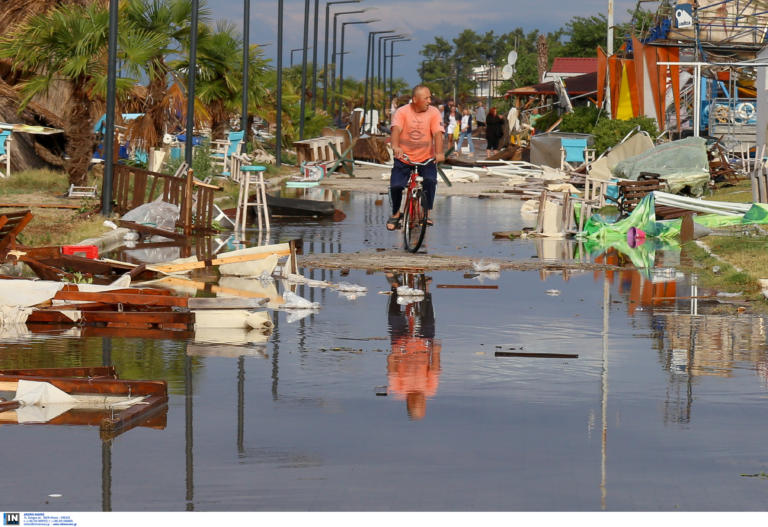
(542, 57, 598, 83)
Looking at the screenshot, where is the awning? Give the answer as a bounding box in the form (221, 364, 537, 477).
(505, 72, 597, 98)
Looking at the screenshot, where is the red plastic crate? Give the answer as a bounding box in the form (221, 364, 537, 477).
(61, 245, 99, 259)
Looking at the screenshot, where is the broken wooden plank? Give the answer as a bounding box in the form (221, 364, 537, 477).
(118, 220, 185, 241)
(52, 290, 189, 307)
(494, 351, 579, 358)
(148, 249, 290, 274)
(0, 375, 167, 397)
(0, 203, 80, 209)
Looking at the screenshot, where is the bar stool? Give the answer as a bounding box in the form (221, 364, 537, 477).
(236, 164, 270, 234)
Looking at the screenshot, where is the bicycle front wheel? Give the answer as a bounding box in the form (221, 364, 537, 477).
(402, 189, 428, 253)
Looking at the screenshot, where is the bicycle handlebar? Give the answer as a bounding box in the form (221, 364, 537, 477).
(399, 153, 435, 166)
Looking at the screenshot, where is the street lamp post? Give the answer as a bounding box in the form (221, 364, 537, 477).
(338, 19, 377, 125)
(387, 38, 409, 98)
(185, 0, 200, 167)
(380, 34, 403, 116)
(363, 29, 394, 132)
(102, 0, 119, 216)
(299, 0, 311, 140)
(330, 9, 367, 116)
(290, 47, 309, 67)
(323, 1, 361, 112)
(241, 0, 250, 137)
(311, 0, 320, 112)
(276, 0, 284, 165)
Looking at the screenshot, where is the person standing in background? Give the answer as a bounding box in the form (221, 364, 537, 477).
(485, 107, 504, 157)
(456, 108, 475, 156)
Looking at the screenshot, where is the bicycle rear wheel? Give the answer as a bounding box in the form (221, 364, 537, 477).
(402, 189, 428, 253)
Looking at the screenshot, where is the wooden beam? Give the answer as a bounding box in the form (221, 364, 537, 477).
(148, 249, 290, 274)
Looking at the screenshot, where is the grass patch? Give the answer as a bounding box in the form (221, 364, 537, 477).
(0, 169, 69, 196)
(16, 208, 111, 247)
(708, 179, 753, 203)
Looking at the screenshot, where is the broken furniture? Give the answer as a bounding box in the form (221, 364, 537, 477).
(112, 163, 220, 234)
(708, 141, 743, 184)
(293, 135, 345, 166)
(210, 130, 244, 177)
(0, 130, 11, 178)
(0, 366, 167, 440)
(67, 184, 98, 198)
(560, 137, 595, 171)
(0, 209, 32, 258)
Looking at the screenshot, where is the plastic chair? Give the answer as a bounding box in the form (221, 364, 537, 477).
(211, 131, 245, 177)
(0, 130, 12, 178)
(560, 138, 595, 170)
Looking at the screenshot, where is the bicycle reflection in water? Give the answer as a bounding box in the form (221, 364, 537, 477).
(385, 273, 442, 420)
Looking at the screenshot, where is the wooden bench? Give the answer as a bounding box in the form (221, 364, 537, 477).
(0, 209, 33, 256)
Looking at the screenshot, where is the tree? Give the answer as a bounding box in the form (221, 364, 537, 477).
(0, 2, 164, 186)
(122, 0, 211, 149)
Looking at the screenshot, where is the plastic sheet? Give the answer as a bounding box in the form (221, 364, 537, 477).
(612, 137, 710, 196)
(282, 291, 321, 309)
(121, 198, 180, 231)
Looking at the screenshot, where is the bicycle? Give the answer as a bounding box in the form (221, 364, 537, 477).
(397, 154, 434, 253)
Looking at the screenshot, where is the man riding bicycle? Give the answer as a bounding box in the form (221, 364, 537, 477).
(386, 85, 445, 231)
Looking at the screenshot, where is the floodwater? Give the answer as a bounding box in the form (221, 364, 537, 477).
(3, 192, 768, 511)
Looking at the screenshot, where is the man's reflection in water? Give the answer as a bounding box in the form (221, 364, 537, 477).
(386, 273, 442, 420)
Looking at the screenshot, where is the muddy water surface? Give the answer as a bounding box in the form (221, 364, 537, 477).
(2, 193, 768, 511)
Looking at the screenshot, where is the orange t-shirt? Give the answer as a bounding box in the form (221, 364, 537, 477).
(392, 104, 444, 163)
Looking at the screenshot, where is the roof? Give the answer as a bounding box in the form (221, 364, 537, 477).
(550, 57, 598, 74)
(504, 71, 597, 98)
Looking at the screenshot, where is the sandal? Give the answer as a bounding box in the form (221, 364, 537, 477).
(386, 215, 402, 231)
(426, 218, 434, 226)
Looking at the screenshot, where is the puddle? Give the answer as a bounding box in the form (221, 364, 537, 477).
(3, 193, 768, 511)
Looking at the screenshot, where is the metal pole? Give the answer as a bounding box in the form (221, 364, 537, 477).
(276, 0, 283, 165)
(330, 10, 365, 118)
(241, 0, 250, 136)
(299, 0, 311, 139)
(337, 20, 375, 124)
(311, 0, 319, 112)
(323, 1, 360, 112)
(388, 39, 408, 97)
(102, 0, 119, 216)
(184, 0, 200, 167)
(362, 32, 372, 133)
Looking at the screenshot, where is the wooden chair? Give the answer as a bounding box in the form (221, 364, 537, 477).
(0, 209, 33, 257)
(708, 142, 743, 184)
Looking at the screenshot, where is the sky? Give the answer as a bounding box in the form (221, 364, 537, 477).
(214, 0, 641, 86)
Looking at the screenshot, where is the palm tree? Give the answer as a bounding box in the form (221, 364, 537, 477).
(0, 2, 165, 186)
(172, 21, 270, 140)
(122, 0, 211, 148)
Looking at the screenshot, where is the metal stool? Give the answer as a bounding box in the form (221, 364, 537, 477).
(236, 164, 270, 234)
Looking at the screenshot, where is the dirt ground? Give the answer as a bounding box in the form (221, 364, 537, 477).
(298, 249, 620, 273)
